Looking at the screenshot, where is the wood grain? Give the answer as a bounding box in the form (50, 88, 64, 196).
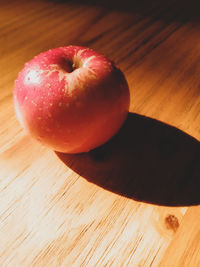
(0, 0, 200, 266)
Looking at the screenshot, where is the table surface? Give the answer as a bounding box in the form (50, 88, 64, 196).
(0, 0, 200, 266)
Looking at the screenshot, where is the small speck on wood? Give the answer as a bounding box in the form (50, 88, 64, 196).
(165, 214, 179, 232)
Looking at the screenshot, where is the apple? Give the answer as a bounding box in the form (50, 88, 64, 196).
(14, 46, 130, 153)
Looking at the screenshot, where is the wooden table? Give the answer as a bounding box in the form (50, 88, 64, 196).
(1, 0, 200, 266)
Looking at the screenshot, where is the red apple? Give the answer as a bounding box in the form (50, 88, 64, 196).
(14, 46, 130, 153)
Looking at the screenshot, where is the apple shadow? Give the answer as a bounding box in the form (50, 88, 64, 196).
(56, 113, 200, 206)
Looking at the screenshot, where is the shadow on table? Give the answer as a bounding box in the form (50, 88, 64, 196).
(52, 0, 200, 22)
(56, 113, 200, 206)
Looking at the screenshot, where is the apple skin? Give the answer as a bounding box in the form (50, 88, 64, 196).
(14, 46, 130, 153)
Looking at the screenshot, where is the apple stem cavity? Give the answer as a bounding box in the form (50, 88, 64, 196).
(60, 58, 78, 73)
